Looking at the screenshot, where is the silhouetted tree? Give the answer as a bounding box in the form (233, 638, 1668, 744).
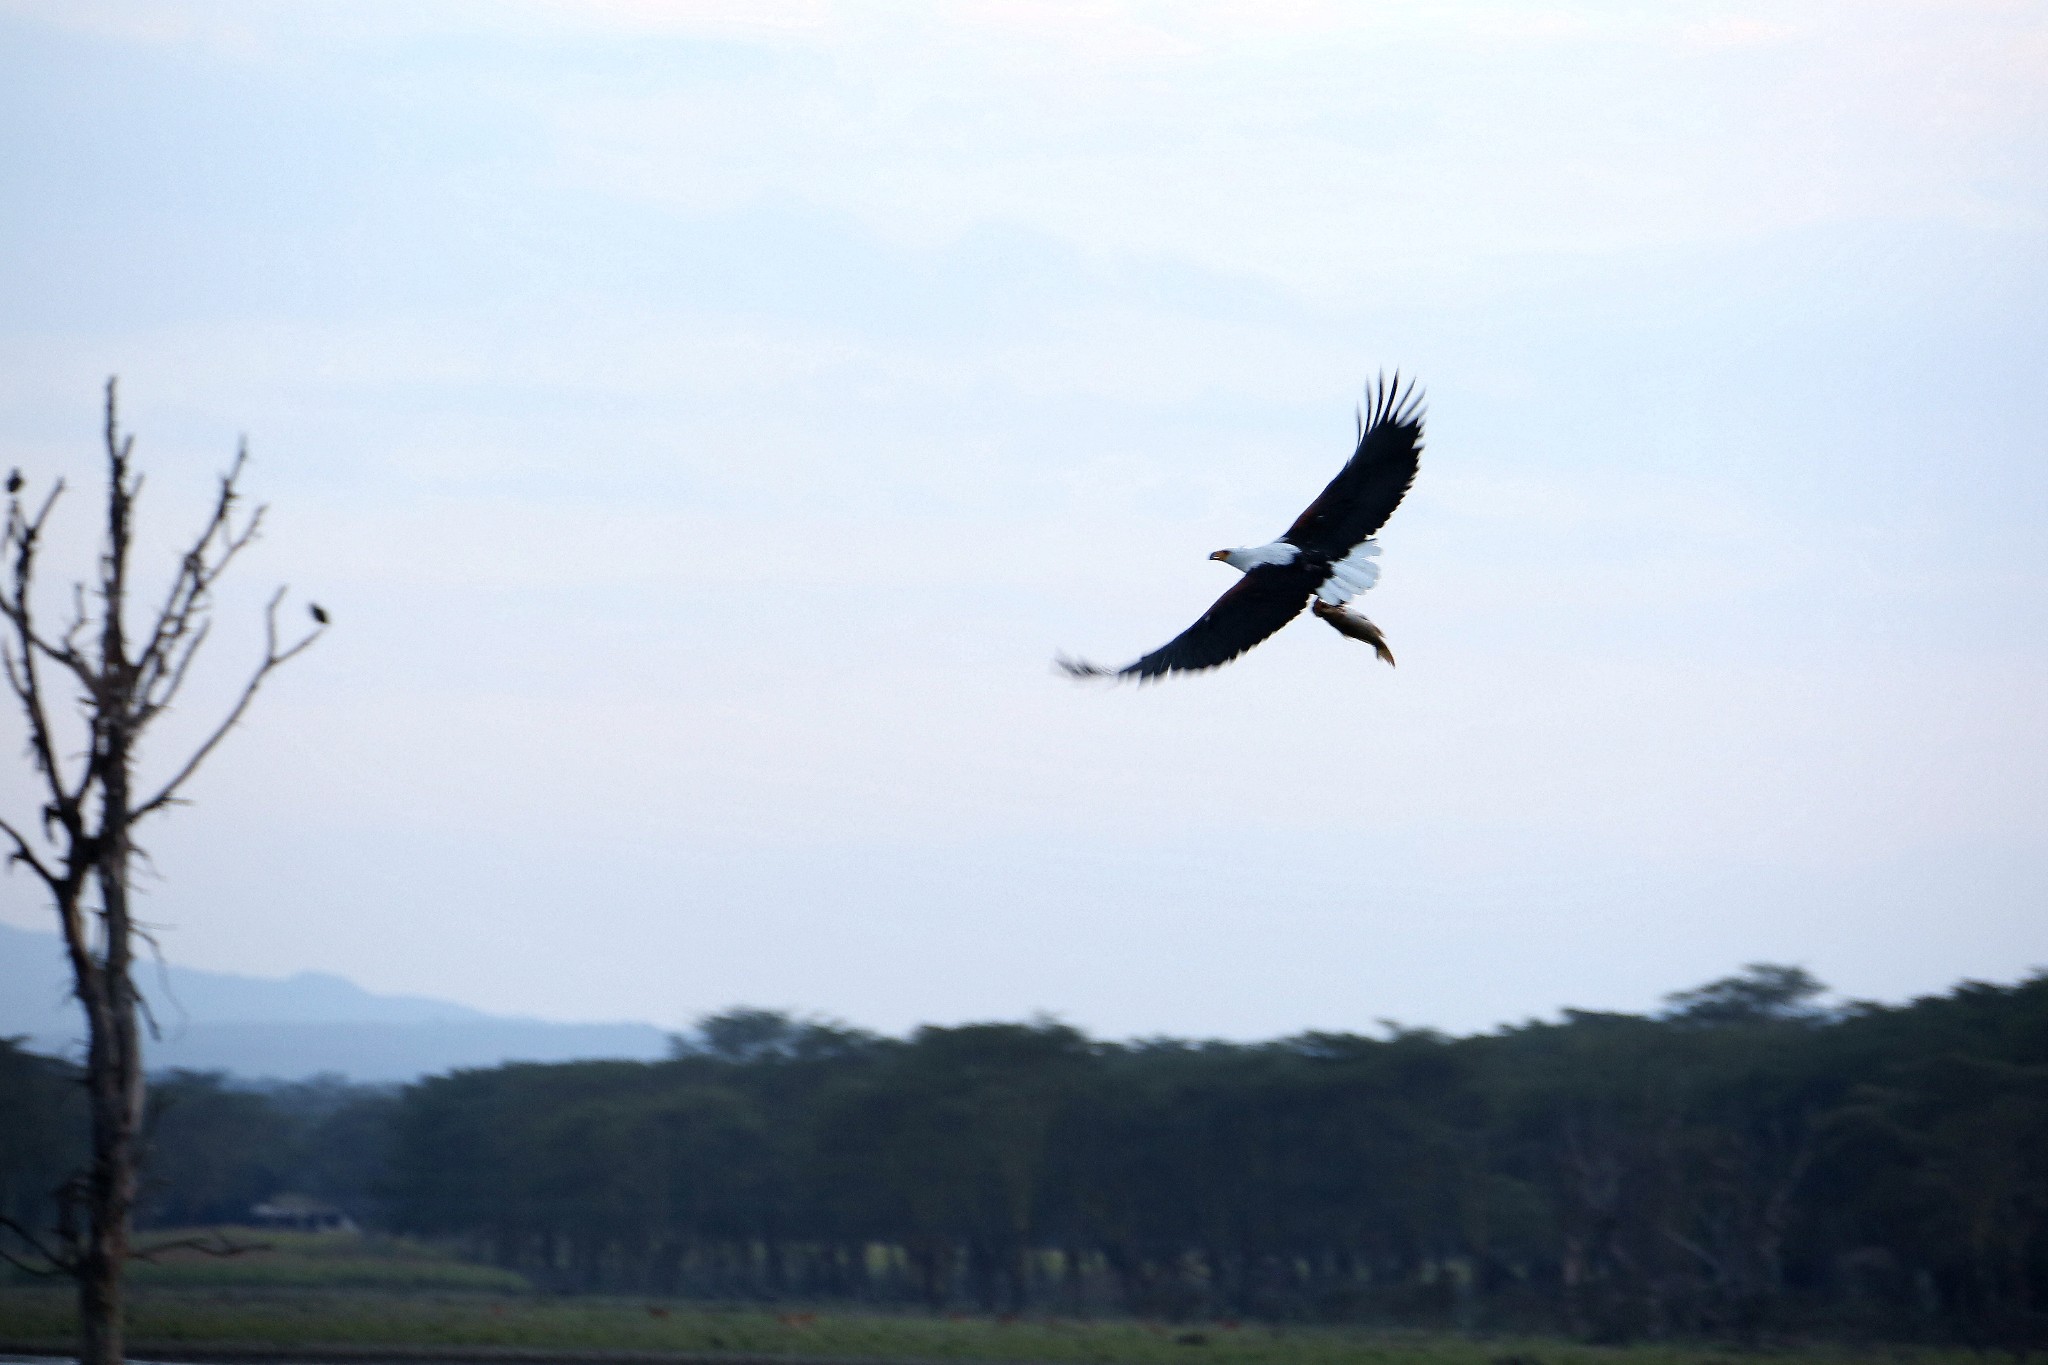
(0, 381, 324, 1365)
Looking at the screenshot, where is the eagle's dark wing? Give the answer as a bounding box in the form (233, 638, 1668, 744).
(1282, 373, 1424, 559)
(1060, 561, 1321, 681)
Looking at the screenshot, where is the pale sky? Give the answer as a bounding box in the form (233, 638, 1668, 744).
(0, 0, 2043, 1039)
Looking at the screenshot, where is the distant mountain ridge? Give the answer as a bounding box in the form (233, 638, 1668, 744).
(0, 921, 669, 1081)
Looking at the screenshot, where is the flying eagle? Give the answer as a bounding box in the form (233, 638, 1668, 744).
(1059, 375, 1422, 681)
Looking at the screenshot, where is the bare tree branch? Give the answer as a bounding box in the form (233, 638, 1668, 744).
(133, 459, 265, 710)
(0, 1213, 78, 1276)
(128, 1232, 270, 1263)
(134, 587, 324, 821)
(132, 919, 189, 1042)
(1, 484, 90, 809)
(135, 617, 210, 725)
(0, 812, 61, 888)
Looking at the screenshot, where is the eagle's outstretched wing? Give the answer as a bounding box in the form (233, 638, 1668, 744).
(1058, 561, 1321, 682)
(1282, 373, 1423, 559)
(1057, 375, 1423, 684)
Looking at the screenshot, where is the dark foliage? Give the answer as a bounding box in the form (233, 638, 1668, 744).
(1, 1037, 85, 1260)
(138, 1073, 398, 1228)
(5, 966, 2046, 1351)
(0, 1056, 396, 1264)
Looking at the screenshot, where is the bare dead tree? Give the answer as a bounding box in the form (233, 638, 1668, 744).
(0, 379, 324, 1365)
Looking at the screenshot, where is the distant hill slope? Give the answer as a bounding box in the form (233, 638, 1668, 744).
(0, 921, 669, 1081)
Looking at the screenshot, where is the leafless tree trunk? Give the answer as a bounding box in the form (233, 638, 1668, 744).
(0, 380, 324, 1365)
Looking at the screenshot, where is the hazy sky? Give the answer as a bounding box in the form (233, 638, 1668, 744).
(0, 0, 2042, 1039)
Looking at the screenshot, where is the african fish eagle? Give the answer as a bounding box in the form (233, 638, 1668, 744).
(1058, 374, 1422, 681)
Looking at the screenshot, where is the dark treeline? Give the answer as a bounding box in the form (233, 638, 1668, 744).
(0, 1056, 396, 1235)
(5, 965, 2046, 1350)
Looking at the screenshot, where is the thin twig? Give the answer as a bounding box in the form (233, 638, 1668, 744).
(129, 1231, 270, 1263)
(133, 588, 323, 821)
(0, 1213, 77, 1275)
(133, 451, 262, 702)
(0, 812, 60, 888)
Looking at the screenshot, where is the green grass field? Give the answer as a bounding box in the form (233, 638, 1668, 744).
(0, 1233, 1971, 1365)
(115, 1229, 533, 1293)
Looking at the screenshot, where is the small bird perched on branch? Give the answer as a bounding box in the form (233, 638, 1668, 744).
(1058, 374, 1422, 681)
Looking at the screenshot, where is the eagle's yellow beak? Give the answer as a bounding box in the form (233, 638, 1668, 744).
(1208, 550, 1230, 561)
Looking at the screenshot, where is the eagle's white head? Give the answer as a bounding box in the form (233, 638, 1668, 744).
(1211, 543, 1300, 572)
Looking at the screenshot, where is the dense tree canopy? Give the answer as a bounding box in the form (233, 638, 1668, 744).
(5, 966, 2045, 1350)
